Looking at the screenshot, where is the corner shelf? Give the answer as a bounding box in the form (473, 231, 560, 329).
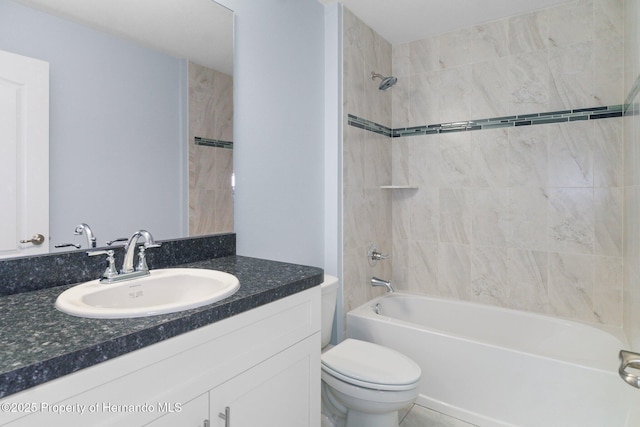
(380, 185, 419, 189)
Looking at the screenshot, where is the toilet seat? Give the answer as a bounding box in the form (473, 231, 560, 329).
(321, 339, 421, 391)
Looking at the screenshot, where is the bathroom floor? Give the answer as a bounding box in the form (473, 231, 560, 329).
(399, 404, 477, 427)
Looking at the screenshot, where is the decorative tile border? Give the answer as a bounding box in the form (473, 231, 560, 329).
(347, 115, 393, 137)
(348, 105, 624, 139)
(195, 136, 234, 149)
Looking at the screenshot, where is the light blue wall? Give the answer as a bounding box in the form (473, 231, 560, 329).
(0, 0, 186, 248)
(219, 0, 326, 267)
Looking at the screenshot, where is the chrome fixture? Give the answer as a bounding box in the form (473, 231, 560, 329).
(619, 350, 640, 388)
(371, 276, 394, 293)
(89, 229, 161, 283)
(88, 249, 119, 282)
(373, 303, 381, 315)
(368, 243, 390, 266)
(105, 237, 128, 246)
(122, 230, 161, 274)
(370, 71, 397, 90)
(55, 242, 81, 249)
(74, 223, 97, 248)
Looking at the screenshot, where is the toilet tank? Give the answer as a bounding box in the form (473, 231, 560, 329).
(320, 275, 339, 349)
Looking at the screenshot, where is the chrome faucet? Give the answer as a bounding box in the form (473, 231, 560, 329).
(371, 276, 394, 293)
(122, 230, 161, 274)
(88, 229, 160, 283)
(74, 223, 97, 248)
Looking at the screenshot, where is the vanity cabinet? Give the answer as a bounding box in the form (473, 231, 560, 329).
(0, 287, 321, 427)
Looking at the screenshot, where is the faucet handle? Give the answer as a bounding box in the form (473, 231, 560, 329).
(136, 246, 150, 272)
(88, 250, 118, 280)
(106, 237, 128, 246)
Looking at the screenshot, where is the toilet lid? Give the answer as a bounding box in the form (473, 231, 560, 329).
(321, 339, 421, 391)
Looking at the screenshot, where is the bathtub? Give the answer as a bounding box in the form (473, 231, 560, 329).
(346, 292, 640, 427)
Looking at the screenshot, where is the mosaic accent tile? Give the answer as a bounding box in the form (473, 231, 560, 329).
(348, 105, 624, 138)
(347, 114, 393, 137)
(194, 136, 234, 149)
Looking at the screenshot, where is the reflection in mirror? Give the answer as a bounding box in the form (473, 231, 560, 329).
(0, 0, 233, 258)
(189, 63, 234, 235)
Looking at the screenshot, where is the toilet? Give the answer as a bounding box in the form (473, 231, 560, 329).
(320, 275, 421, 427)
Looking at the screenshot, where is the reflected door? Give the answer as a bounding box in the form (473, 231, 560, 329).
(0, 50, 49, 258)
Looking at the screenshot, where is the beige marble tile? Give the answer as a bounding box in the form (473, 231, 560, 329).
(472, 188, 508, 247)
(547, 0, 594, 47)
(548, 42, 594, 110)
(508, 10, 548, 55)
(594, 0, 624, 43)
(406, 188, 438, 243)
(506, 249, 550, 313)
(409, 70, 441, 126)
(439, 188, 472, 245)
(438, 28, 472, 69)
(509, 51, 550, 115)
(593, 117, 623, 187)
(439, 132, 472, 187)
(547, 121, 593, 188)
(507, 187, 549, 251)
(594, 39, 624, 106)
(471, 245, 508, 306)
(470, 57, 510, 119)
(437, 243, 471, 300)
(407, 240, 439, 294)
(507, 126, 548, 188)
(409, 134, 441, 188)
(594, 255, 623, 326)
(594, 187, 623, 257)
(471, 20, 509, 63)
(409, 36, 439, 74)
(470, 129, 508, 188)
(548, 252, 596, 322)
(548, 187, 594, 254)
(439, 66, 472, 123)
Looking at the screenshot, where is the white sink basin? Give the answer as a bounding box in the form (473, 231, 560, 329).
(55, 268, 240, 319)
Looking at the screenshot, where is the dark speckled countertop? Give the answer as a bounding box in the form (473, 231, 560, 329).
(0, 255, 323, 399)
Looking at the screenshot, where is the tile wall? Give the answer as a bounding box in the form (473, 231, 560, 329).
(343, 0, 628, 328)
(188, 62, 234, 235)
(624, 0, 640, 350)
(342, 8, 393, 319)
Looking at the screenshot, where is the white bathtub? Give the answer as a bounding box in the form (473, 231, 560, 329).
(346, 292, 640, 427)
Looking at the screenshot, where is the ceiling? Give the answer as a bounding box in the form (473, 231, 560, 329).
(12, 0, 575, 75)
(321, 0, 574, 44)
(11, 0, 234, 75)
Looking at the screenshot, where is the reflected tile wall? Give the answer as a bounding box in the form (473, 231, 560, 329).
(188, 62, 234, 236)
(387, 0, 624, 326)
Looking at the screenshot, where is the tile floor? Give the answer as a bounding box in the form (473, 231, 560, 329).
(399, 404, 477, 427)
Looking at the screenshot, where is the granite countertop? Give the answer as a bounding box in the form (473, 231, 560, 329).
(0, 255, 323, 399)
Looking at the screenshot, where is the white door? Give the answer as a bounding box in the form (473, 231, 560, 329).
(0, 49, 49, 258)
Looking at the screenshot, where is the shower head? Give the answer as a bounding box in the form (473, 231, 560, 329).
(371, 71, 397, 90)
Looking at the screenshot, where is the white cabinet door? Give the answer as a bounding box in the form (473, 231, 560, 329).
(210, 335, 320, 427)
(0, 49, 49, 258)
(144, 393, 209, 427)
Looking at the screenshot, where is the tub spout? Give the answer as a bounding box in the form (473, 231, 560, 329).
(371, 276, 394, 293)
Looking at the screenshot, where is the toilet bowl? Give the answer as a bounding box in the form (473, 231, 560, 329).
(320, 276, 421, 427)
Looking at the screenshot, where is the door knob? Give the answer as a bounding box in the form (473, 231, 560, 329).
(20, 234, 45, 245)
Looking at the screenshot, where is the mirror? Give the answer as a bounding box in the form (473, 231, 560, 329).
(0, 0, 233, 257)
